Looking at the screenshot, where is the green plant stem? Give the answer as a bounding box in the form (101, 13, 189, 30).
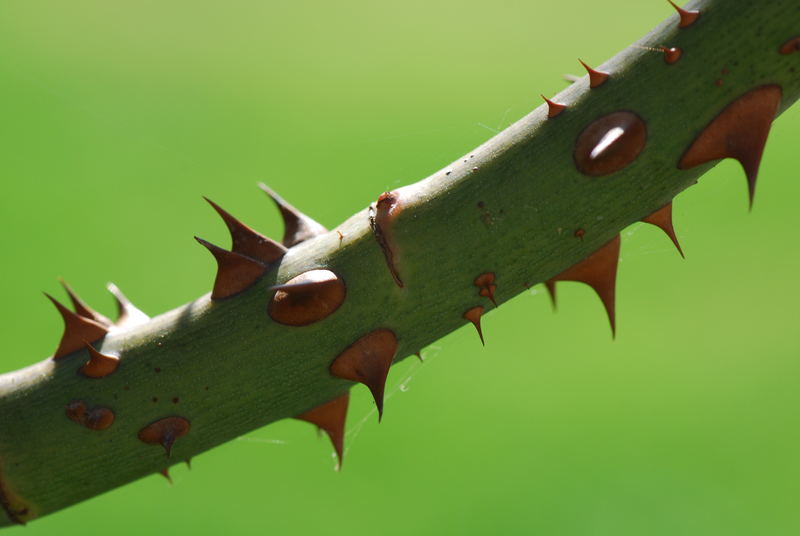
(1, 0, 798, 526)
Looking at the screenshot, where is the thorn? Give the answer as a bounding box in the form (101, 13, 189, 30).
(80, 342, 120, 378)
(204, 197, 286, 264)
(106, 282, 150, 328)
(138, 417, 191, 458)
(473, 273, 498, 307)
(574, 111, 647, 177)
(541, 95, 567, 118)
(463, 306, 485, 346)
(159, 468, 172, 484)
(59, 279, 111, 326)
(257, 183, 328, 247)
(545, 281, 557, 310)
(578, 59, 610, 88)
(414, 351, 424, 363)
(545, 236, 621, 337)
(268, 269, 346, 326)
(330, 329, 398, 422)
(668, 0, 700, 28)
(295, 392, 350, 469)
(679, 85, 783, 209)
(562, 74, 580, 84)
(641, 203, 684, 258)
(46, 293, 109, 359)
(185, 458, 192, 470)
(195, 237, 267, 299)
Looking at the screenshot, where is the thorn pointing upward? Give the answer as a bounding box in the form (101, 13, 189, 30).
(106, 283, 150, 328)
(59, 279, 111, 326)
(195, 237, 267, 299)
(46, 293, 109, 359)
(668, 1, 700, 28)
(258, 183, 328, 247)
(541, 95, 567, 118)
(204, 197, 286, 265)
(578, 59, 610, 88)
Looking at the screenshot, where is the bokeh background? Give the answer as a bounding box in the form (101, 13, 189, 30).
(1, 1, 798, 534)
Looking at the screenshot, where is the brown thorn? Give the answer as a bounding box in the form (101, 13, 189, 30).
(541, 95, 567, 118)
(667, 0, 700, 28)
(106, 282, 150, 328)
(679, 85, 783, 209)
(545, 236, 621, 337)
(463, 306, 485, 346)
(46, 293, 108, 359)
(545, 281, 557, 310)
(159, 468, 172, 484)
(203, 197, 286, 265)
(295, 392, 350, 469)
(59, 279, 111, 326)
(80, 342, 120, 378)
(330, 329, 398, 422)
(257, 183, 328, 247)
(138, 417, 191, 458)
(414, 351, 424, 363)
(641, 203, 684, 258)
(578, 59, 610, 88)
(194, 237, 267, 299)
(268, 269, 347, 327)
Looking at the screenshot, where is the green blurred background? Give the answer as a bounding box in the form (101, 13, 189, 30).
(1, 1, 798, 534)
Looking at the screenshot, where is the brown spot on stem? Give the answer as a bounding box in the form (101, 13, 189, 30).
(106, 282, 149, 328)
(258, 183, 328, 247)
(369, 192, 404, 288)
(663, 47, 682, 64)
(330, 329, 398, 421)
(541, 95, 566, 118)
(545, 235, 621, 336)
(463, 306, 485, 346)
(59, 279, 111, 326)
(578, 59, 609, 88)
(268, 269, 346, 326)
(574, 111, 647, 177)
(780, 37, 800, 55)
(138, 416, 191, 457)
(79, 342, 120, 378)
(715, 79, 724, 87)
(574, 228, 586, 240)
(641, 203, 684, 257)
(204, 197, 287, 264)
(668, 0, 699, 28)
(195, 236, 267, 299)
(65, 400, 115, 430)
(46, 294, 108, 359)
(679, 85, 783, 208)
(295, 392, 350, 469)
(474, 273, 498, 307)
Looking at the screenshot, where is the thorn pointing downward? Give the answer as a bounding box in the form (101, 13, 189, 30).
(641, 203, 684, 257)
(330, 329, 398, 422)
(679, 85, 783, 209)
(295, 392, 349, 469)
(138, 417, 191, 458)
(258, 183, 328, 247)
(545, 235, 621, 337)
(463, 306, 485, 346)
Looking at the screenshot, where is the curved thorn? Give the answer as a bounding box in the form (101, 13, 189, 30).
(257, 183, 328, 247)
(204, 197, 286, 264)
(195, 237, 267, 299)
